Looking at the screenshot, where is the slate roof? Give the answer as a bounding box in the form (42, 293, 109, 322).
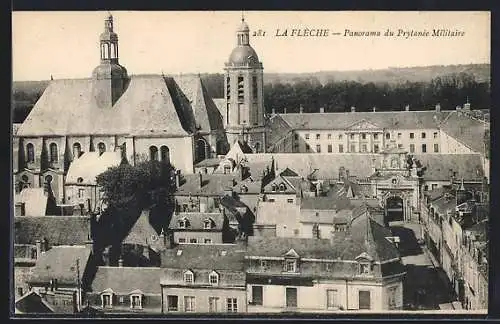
(14, 216, 91, 246)
(16, 75, 222, 137)
(169, 212, 225, 231)
(247, 212, 399, 263)
(431, 194, 457, 215)
(440, 111, 489, 154)
(256, 202, 300, 227)
(65, 151, 122, 185)
(161, 244, 246, 271)
(424, 186, 454, 202)
(15, 291, 55, 314)
(212, 98, 226, 127)
(300, 196, 352, 211)
(246, 153, 381, 180)
(415, 154, 484, 181)
(90, 266, 162, 294)
(263, 175, 300, 194)
(28, 246, 91, 285)
(278, 110, 449, 131)
(176, 174, 235, 196)
(14, 188, 48, 216)
(122, 210, 161, 249)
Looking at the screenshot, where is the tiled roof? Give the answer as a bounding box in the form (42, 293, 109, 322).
(300, 196, 352, 211)
(16, 75, 219, 137)
(160, 244, 246, 271)
(440, 111, 489, 154)
(169, 212, 225, 231)
(65, 152, 122, 185)
(122, 210, 160, 248)
(246, 153, 381, 180)
(28, 246, 91, 285)
(278, 110, 449, 130)
(90, 266, 162, 294)
(161, 268, 245, 287)
(194, 157, 224, 168)
(176, 174, 235, 196)
(14, 216, 91, 246)
(248, 212, 399, 263)
(14, 188, 48, 216)
(415, 154, 484, 181)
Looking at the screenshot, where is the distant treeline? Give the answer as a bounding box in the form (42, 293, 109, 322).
(264, 72, 490, 113)
(12, 66, 490, 123)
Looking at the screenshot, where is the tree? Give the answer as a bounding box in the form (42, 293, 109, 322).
(94, 160, 176, 249)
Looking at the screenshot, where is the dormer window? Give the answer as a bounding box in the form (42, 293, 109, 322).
(179, 218, 189, 229)
(209, 271, 219, 285)
(271, 184, 277, 192)
(204, 219, 214, 230)
(359, 262, 371, 275)
(184, 270, 194, 284)
(259, 260, 269, 270)
(284, 259, 297, 273)
(101, 289, 114, 308)
(129, 290, 143, 309)
(279, 183, 286, 192)
(240, 185, 248, 193)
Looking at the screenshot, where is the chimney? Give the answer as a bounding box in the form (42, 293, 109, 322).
(315, 182, 321, 197)
(118, 258, 123, 267)
(351, 106, 356, 113)
(405, 104, 410, 112)
(299, 105, 304, 114)
(198, 172, 203, 189)
(35, 240, 42, 259)
(319, 107, 325, 113)
(435, 103, 441, 112)
(175, 170, 181, 188)
(372, 106, 376, 112)
(272, 108, 276, 115)
(283, 107, 287, 114)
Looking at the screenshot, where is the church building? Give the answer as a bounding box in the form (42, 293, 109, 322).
(13, 14, 268, 206)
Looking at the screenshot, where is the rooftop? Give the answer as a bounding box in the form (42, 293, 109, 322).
(90, 266, 162, 294)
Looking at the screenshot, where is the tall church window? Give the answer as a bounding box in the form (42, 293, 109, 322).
(160, 146, 170, 163)
(73, 142, 82, 158)
(26, 143, 35, 163)
(49, 143, 58, 163)
(149, 146, 158, 161)
(237, 77, 244, 101)
(252, 76, 258, 100)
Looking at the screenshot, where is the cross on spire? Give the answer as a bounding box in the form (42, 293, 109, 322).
(241, 10, 245, 22)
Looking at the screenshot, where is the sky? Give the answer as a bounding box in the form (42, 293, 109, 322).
(12, 11, 490, 81)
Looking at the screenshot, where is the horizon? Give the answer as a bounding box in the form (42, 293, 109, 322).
(12, 11, 490, 82)
(12, 63, 491, 83)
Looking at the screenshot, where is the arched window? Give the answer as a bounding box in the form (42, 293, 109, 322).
(45, 175, 53, 183)
(279, 183, 286, 192)
(149, 146, 158, 161)
(98, 142, 106, 155)
(196, 140, 207, 162)
(49, 143, 58, 162)
(160, 146, 170, 163)
(73, 142, 82, 159)
(209, 271, 219, 285)
(26, 143, 35, 163)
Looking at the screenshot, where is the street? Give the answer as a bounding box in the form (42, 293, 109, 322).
(389, 221, 457, 310)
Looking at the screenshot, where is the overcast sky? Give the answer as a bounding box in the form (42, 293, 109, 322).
(12, 11, 490, 81)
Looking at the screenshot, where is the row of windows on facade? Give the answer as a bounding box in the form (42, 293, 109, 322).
(247, 285, 398, 309)
(226, 76, 259, 101)
(302, 143, 439, 153)
(300, 131, 439, 141)
(166, 295, 238, 312)
(149, 146, 170, 162)
(24, 142, 106, 163)
(254, 258, 374, 275)
(178, 237, 214, 244)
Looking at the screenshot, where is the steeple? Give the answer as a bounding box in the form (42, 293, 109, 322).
(236, 16, 250, 46)
(92, 13, 129, 108)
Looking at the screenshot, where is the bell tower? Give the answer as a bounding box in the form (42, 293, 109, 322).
(92, 14, 129, 108)
(224, 17, 266, 153)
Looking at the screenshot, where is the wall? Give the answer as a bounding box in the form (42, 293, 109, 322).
(173, 231, 223, 244)
(133, 136, 194, 174)
(161, 286, 246, 313)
